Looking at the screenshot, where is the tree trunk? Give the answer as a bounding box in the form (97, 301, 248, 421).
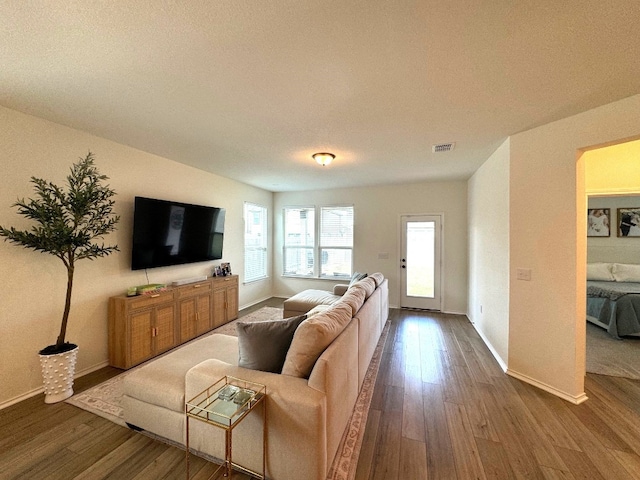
(57, 262, 74, 348)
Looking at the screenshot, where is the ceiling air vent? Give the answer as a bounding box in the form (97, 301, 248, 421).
(432, 142, 455, 153)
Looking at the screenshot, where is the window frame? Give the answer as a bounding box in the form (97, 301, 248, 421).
(283, 206, 316, 278)
(283, 204, 354, 280)
(243, 202, 268, 283)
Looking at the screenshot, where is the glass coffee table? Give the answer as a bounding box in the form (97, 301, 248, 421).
(185, 376, 266, 479)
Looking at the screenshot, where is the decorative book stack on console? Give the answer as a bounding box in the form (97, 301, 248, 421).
(108, 275, 238, 369)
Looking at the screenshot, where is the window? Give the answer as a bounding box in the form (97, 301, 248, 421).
(283, 207, 315, 276)
(319, 206, 353, 278)
(283, 205, 353, 278)
(244, 202, 267, 282)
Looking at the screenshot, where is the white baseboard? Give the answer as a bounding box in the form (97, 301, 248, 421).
(0, 386, 45, 410)
(239, 295, 282, 311)
(470, 322, 508, 372)
(0, 360, 111, 410)
(506, 368, 588, 405)
(469, 321, 588, 404)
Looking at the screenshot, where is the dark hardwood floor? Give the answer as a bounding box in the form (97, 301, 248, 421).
(3, 302, 640, 479)
(356, 309, 640, 480)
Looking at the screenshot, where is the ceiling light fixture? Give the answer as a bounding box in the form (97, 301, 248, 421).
(313, 152, 335, 167)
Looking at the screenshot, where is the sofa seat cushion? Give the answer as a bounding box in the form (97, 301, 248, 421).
(284, 289, 341, 316)
(123, 333, 239, 413)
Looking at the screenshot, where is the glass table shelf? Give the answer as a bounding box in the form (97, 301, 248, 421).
(185, 376, 266, 479)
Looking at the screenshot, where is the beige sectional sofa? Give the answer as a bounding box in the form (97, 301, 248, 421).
(122, 273, 389, 480)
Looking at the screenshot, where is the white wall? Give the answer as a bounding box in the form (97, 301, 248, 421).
(0, 106, 273, 407)
(468, 139, 510, 368)
(273, 181, 468, 314)
(507, 94, 640, 403)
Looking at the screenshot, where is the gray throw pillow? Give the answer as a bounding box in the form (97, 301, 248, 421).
(237, 314, 307, 373)
(349, 271, 367, 286)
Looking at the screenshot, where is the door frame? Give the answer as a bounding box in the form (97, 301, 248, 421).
(398, 213, 444, 311)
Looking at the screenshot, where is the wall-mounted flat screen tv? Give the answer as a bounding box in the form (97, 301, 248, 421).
(131, 196, 225, 270)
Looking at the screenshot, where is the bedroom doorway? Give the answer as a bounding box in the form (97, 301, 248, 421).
(399, 214, 442, 311)
(583, 138, 640, 380)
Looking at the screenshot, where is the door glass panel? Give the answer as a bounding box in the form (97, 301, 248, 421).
(406, 221, 435, 298)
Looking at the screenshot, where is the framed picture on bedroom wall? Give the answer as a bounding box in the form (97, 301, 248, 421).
(617, 208, 640, 237)
(588, 208, 611, 237)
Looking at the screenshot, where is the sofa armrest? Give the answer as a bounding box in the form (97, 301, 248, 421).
(185, 359, 328, 480)
(333, 284, 349, 296)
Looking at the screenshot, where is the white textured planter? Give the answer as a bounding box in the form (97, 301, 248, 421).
(39, 345, 79, 404)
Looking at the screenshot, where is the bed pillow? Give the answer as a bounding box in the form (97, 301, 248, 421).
(586, 263, 615, 281)
(236, 314, 307, 373)
(612, 263, 640, 283)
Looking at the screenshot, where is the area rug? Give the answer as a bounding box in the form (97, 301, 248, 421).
(66, 306, 389, 480)
(586, 322, 640, 380)
(66, 306, 284, 427)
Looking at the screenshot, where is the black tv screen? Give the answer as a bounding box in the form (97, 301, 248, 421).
(131, 196, 225, 270)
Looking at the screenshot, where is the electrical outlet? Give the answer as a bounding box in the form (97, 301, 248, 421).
(517, 268, 532, 281)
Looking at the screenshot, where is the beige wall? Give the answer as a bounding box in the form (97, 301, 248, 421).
(468, 139, 510, 368)
(273, 181, 469, 314)
(0, 106, 273, 407)
(507, 94, 640, 403)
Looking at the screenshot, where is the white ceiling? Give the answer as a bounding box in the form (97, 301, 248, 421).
(2, 1, 640, 192)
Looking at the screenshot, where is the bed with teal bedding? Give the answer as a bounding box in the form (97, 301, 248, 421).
(587, 280, 640, 338)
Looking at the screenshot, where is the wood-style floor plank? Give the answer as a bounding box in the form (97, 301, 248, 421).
(4, 303, 640, 479)
(358, 308, 640, 480)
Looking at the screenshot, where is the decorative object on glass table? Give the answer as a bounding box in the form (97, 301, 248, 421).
(233, 388, 255, 405)
(217, 384, 239, 401)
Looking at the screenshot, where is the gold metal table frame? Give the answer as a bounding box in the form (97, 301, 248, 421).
(185, 376, 266, 479)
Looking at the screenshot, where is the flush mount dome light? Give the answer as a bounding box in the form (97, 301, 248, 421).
(313, 152, 335, 166)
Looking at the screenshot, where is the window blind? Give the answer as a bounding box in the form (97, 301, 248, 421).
(244, 202, 267, 282)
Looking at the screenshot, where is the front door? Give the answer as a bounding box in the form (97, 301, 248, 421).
(400, 214, 442, 310)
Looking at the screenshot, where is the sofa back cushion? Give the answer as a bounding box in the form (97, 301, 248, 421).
(237, 314, 307, 373)
(352, 277, 376, 298)
(339, 285, 366, 316)
(281, 302, 353, 378)
(368, 272, 384, 287)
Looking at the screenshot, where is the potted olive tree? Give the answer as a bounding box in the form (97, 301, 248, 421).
(0, 152, 119, 403)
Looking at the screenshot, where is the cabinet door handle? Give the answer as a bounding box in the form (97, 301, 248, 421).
(151, 327, 157, 337)
(150, 294, 160, 298)
(194, 284, 202, 288)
